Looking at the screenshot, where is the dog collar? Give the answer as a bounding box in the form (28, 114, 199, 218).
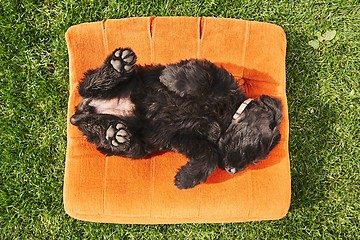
(232, 98, 254, 120)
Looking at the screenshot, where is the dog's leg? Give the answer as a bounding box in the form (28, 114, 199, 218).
(78, 48, 137, 99)
(159, 59, 215, 97)
(170, 133, 220, 189)
(160, 59, 237, 99)
(72, 113, 147, 158)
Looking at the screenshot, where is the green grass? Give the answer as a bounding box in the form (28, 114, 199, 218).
(1, 0, 359, 239)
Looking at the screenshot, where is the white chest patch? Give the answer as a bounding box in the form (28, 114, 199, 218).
(89, 98, 135, 117)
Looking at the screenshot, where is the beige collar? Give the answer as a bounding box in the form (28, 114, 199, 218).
(232, 98, 253, 120)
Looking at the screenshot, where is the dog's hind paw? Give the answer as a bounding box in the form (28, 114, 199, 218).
(110, 48, 136, 73)
(105, 122, 131, 149)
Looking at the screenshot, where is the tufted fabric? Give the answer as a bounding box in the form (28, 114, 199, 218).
(64, 17, 290, 224)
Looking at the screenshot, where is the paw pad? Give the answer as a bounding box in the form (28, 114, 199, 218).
(106, 122, 130, 148)
(110, 48, 136, 73)
(121, 50, 134, 63)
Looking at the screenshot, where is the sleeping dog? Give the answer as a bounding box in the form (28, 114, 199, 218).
(70, 48, 282, 189)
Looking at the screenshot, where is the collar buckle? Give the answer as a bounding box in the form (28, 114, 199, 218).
(232, 98, 253, 120)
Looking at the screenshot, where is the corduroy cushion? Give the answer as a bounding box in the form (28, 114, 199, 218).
(64, 17, 290, 224)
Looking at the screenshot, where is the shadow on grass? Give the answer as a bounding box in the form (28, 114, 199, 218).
(285, 28, 338, 210)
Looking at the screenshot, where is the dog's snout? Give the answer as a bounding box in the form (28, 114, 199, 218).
(225, 167, 237, 174)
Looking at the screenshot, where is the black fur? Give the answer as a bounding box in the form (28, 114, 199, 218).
(71, 48, 282, 189)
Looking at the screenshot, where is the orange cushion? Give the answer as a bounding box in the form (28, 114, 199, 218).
(64, 17, 290, 224)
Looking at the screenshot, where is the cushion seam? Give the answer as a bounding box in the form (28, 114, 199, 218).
(244, 21, 253, 219)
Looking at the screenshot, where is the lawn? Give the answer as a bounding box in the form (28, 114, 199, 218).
(1, 0, 359, 239)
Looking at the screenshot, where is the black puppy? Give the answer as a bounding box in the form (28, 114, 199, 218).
(71, 48, 282, 189)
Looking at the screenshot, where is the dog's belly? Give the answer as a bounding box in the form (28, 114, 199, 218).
(89, 98, 135, 117)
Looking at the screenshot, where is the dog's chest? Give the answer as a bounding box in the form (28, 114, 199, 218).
(89, 98, 135, 117)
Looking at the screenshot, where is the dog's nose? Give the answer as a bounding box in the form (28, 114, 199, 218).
(225, 167, 237, 174)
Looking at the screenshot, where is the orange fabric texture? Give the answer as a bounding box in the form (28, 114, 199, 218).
(64, 17, 290, 224)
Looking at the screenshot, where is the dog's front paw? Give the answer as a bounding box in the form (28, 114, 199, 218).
(105, 122, 131, 150)
(110, 48, 136, 74)
(174, 165, 202, 189)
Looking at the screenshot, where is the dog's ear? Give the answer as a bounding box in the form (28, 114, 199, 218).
(259, 95, 282, 152)
(259, 95, 282, 130)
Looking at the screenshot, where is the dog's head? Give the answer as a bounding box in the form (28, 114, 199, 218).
(218, 95, 282, 174)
